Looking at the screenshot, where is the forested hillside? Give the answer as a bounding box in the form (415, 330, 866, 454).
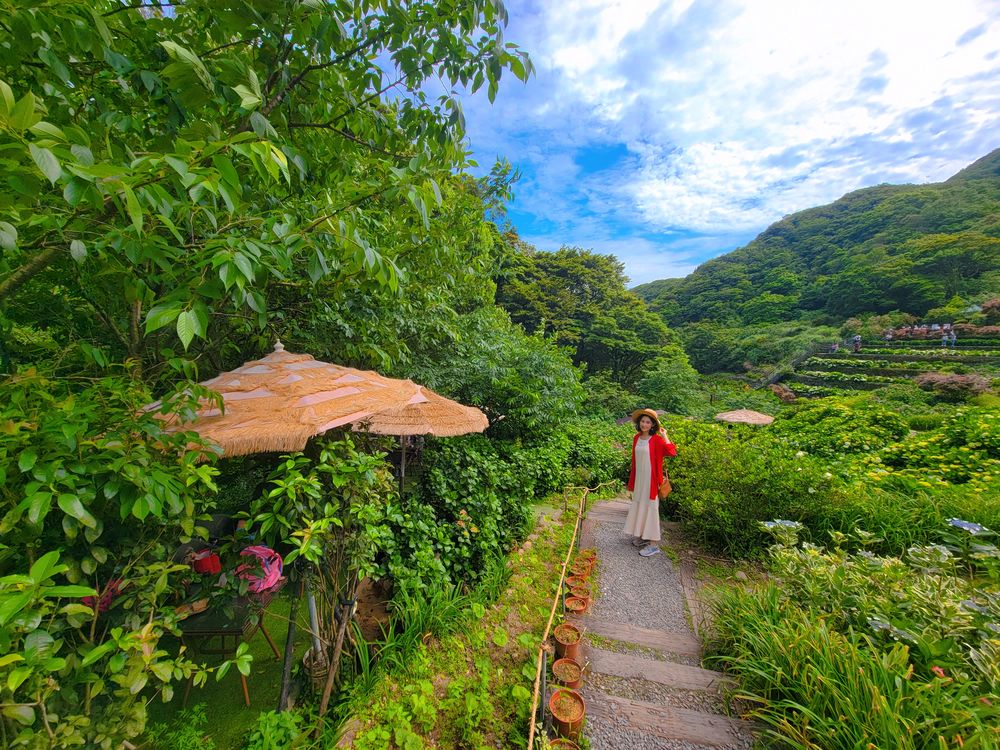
(635, 148, 1000, 327)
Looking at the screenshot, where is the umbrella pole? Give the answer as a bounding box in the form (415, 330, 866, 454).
(306, 583, 323, 660)
(399, 435, 406, 495)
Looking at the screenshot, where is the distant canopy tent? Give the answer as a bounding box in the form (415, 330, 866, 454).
(714, 409, 775, 426)
(152, 341, 488, 457)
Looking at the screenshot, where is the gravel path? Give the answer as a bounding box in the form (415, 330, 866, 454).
(590, 513, 691, 633)
(577, 499, 755, 750)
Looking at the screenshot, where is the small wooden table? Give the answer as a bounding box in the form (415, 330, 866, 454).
(179, 581, 284, 707)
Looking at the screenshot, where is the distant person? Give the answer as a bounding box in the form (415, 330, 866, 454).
(625, 409, 677, 558)
(942, 332, 949, 348)
(852, 334, 862, 353)
(950, 330, 957, 348)
(830, 342, 840, 353)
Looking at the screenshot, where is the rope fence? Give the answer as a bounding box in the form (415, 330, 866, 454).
(525, 480, 616, 750)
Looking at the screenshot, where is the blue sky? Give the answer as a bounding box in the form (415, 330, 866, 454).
(454, 0, 1000, 286)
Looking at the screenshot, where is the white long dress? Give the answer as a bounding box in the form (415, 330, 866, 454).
(624, 436, 661, 541)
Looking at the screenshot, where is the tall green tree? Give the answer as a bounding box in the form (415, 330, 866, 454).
(0, 0, 531, 379)
(495, 245, 676, 386)
(0, 2, 532, 746)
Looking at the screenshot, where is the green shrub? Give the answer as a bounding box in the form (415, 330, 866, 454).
(383, 420, 626, 598)
(662, 419, 833, 557)
(706, 584, 999, 750)
(908, 412, 945, 431)
(771, 398, 909, 459)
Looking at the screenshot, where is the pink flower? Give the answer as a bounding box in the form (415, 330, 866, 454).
(931, 666, 946, 679)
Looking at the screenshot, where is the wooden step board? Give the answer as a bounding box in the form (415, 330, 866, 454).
(585, 646, 730, 692)
(587, 692, 751, 748)
(571, 616, 701, 657)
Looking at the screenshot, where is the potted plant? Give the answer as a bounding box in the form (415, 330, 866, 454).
(565, 595, 588, 615)
(548, 688, 586, 739)
(553, 622, 582, 661)
(548, 738, 580, 749)
(577, 548, 597, 562)
(569, 585, 591, 604)
(565, 575, 588, 589)
(552, 657, 583, 689)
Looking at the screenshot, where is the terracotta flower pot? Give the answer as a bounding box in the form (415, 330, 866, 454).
(569, 585, 591, 601)
(549, 688, 586, 739)
(565, 575, 588, 590)
(565, 596, 589, 615)
(552, 657, 583, 689)
(548, 738, 580, 749)
(568, 563, 592, 579)
(577, 548, 597, 562)
(553, 622, 582, 661)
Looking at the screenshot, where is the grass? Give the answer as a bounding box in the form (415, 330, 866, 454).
(145, 593, 312, 750)
(343, 488, 614, 749)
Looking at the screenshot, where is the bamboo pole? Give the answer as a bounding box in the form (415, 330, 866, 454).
(525, 480, 614, 750)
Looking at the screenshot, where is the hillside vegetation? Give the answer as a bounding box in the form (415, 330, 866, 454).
(635, 148, 1000, 327)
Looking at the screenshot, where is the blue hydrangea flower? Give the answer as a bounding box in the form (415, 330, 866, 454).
(947, 518, 991, 535)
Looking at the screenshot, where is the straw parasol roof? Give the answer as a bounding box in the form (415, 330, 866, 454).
(714, 409, 775, 425)
(355, 387, 488, 437)
(155, 342, 488, 456)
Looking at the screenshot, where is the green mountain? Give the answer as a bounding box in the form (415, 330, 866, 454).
(635, 148, 1000, 326)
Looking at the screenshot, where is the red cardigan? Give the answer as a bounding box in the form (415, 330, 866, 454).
(627, 433, 677, 500)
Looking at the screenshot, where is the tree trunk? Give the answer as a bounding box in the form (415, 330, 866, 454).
(317, 575, 358, 716)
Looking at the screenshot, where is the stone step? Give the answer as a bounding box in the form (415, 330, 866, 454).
(587, 505, 629, 523)
(585, 645, 730, 692)
(586, 691, 752, 748)
(571, 616, 701, 657)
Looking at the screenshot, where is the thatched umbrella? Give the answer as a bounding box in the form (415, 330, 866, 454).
(355, 386, 489, 487)
(154, 341, 487, 711)
(156, 341, 487, 455)
(714, 409, 775, 425)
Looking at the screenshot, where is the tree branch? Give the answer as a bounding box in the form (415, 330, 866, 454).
(261, 31, 386, 116)
(0, 244, 62, 301)
(286, 122, 411, 160)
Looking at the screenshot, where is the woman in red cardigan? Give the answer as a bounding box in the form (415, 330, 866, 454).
(624, 408, 677, 557)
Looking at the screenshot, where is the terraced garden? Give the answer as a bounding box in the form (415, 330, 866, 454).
(782, 334, 1000, 397)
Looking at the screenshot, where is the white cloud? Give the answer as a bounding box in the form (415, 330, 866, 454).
(459, 0, 1000, 282)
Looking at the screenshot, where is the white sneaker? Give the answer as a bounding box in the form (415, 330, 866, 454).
(639, 545, 661, 557)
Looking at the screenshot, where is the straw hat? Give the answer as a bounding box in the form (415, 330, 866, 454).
(630, 408, 661, 431)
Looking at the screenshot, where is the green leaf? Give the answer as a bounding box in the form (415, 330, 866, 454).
(0, 593, 32, 627)
(81, 641, 114, 667)
(29, 143, 61, 184)
(46, 585, 98, 598)
(10, 92, 38, 130)
(145, 302, 182, 333)
(176, 310, 197, 350)
(57, 494, 97, 528)
(70, 144, 94, 166)
(17, 449, 36, 473)
(26, 492, 51, 526)
(233, 84, 262, 109)
(29, 121, 66, 141)
(0, 220, 16, 249)
(0, 79, 13, 113)
(159, 41, 213, 90)
(122, 184, 143, 233)
(491, 627, 509, 647)
(28, 550, 59, 583)
(7, 666, 32, 692)
(2, 705, 34, 726)
(70, 239, 87, 263)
